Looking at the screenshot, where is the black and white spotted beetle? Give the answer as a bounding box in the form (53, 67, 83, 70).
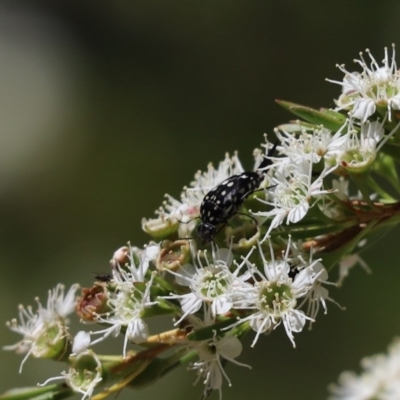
(196, 141, 278, 244)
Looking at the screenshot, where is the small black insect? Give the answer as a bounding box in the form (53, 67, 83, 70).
(93, 273, 113, 283)
(197, 141, 278, 244)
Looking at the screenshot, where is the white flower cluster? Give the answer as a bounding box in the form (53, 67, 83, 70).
(165, 238, 334, 348)
(329, 339, 400, 399)
(328, 44, 400, 122)
(4, 284, 79, 373)
(142, 152, 248, 238)
(144, 46, 400, 246)
(4, 239, 334, 400)
(4, 45, 400, 400)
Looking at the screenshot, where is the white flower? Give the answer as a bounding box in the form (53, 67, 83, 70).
(192, 334, 249, 400)
(112, 242, 160, 283)
(161, 244, 253, 323)
(327, 44, 400, 122)
(66, 350, 103, 400)
(337, 252, 371, 287)
(274, 124, 347, 167)
(90, 245, 158, 357)
(38, 350, 103, 400)
(329, 338, 400, 399)
(45, 283, 80, 319)
(255, 160, 335, 238)
(188, 317, 251, 400)
(229, 238, 332, 347)
(90, 275, 156, 357)
(296, 260, 338, 323)
(335, 118, 400, 174)
(4, 284, 79, 372)
(335, 120, 383, 172)
(90, 278, 156, 357)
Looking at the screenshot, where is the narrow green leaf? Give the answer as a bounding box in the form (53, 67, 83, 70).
(0, 384, 72, 400)
(276, 100, 346, 131)
(187, 318, 237, 341)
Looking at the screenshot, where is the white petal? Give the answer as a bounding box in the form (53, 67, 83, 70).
(175, 264, 196, 286)
(72, 331, 91, 354)
(287, 201, 309, 224)
(180, 293, 202, 315)
(211, 297, 232, 316)
(249, 313, 273, 333)
(215, 248, 233, 266)
(286, 310, 306, 333)
(352, 98, 376, 122)
(208, 362, 223, 390)
(390, 94, 400, 110)
(127, 318, 149, 344)
(144, 244, 160, 261)
(216, 336, 243, 359)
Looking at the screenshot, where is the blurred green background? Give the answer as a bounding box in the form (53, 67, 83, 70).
(1, 1, 400, 399)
